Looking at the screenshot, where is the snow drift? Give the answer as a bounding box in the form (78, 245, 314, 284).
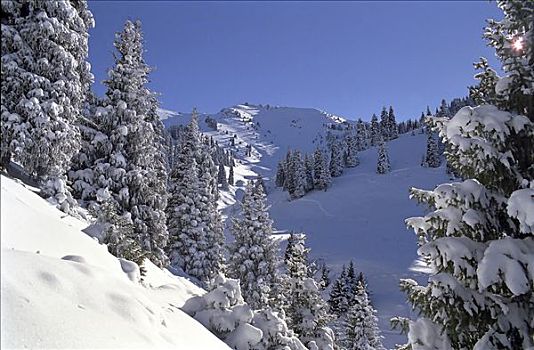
(0, 174, 229, 349)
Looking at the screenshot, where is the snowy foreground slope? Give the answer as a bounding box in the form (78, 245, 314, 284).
(164, 104, 450, 348)
(0, 175, 229, 349)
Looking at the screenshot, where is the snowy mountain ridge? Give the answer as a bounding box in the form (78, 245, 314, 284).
(162, 103, 350, 168)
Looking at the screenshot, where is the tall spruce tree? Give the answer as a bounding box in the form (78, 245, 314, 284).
(275, 160, 286, 188)
(98, 20, 169, 267)
(0, 0, 23, 168)
(304, 154, 315, 192)
(388, 106, 399, 140)
(423, 124, 441, 168)
(355, 118, 368, 151)
(329, 138, 344, 177)
(287, 150, 307, 199)
(394, 2, 534, 349)
(319, 262, 331, 291)
(376, 140, 391, 174)
(282, 149, 293, 191)
(344, 131, 360, 168)
(167, 115, 203, 275)
(196, 139, 225, 281)
(217, 162, 229, 190)
(343, 280, 384, 350)
(228, 164, 234, 186)
(313, 148, 331, 191)
(329, 266, 350, 316)
(437, 99, 449, 118)
(345, 261, 358, 306)
(379, 107, 390, 141)
(485, 1, 533, 118)
(228, 180, 280, 310)
(284, 233, 334, 349)
(198, 135, 219, 201)
(167, 112, 224, 282)
(370, 114, 381, 146)
(0, 0, 94, 213)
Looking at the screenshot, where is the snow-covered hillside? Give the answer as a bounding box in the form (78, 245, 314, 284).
(267, 134, 449, 347)
(163, 103, 449, 348)
(0, 103, 447, 349)
(163, 104, 347, 173)
(0, 175, 230, 349)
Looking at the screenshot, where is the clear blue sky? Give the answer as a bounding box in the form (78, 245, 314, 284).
(88, 1, 502, 121)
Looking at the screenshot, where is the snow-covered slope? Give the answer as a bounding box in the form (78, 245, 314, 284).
(267, 134, 449, 347)
(0, 175, 230, 349)
(0, 102, 447, 348)
(164, 104, 449, 348)
(157, 107, 181, 121)
(163, 104, 347, 173)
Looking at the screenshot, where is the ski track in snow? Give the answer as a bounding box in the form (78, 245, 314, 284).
(297, 198, 335, 217)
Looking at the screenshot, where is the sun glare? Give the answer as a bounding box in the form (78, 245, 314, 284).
(513, 37, 524, 51)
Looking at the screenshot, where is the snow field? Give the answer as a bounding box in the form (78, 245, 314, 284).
(1, 175, 229, 349)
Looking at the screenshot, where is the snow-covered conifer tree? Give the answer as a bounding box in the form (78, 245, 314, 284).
(287, 150, 307, 199)
(183, 275, 262, 349)
(0, 0, 33, 169)
(344, 132, 360, 168)
(98, 20, 169, 267)
(388, 106, 399, 140)
(329, 139, 344, 177)
(329, 266, 349, 316)
(281, 150, 292, 191)
(228, 181, 280, 310)
(217, 162, 229, 190)
(395, 3, 534, 349)
(304, 154, 315, 192)
(376, 140, 391, 174)
(370, 114, 381, 146)
(275, 160, 286, 188)
(313, 148, 331, 191)
(1, 0, 94, 213)
(183, 274, 306, 350)
(96, 200, 146, 274)
(423, 123, 441, 168)
(284, 233, 334, 349)
(356, 119, 368, 151)
(319, 263, 331, 291)
(469, 58, 499, 105)
(228, 165, 235, 186)
(67, 93, 106, 205)
(436, 99, 449, 118)
(252, 308, 308, 350)
(345, 261, 357, 306)
(198, 135, 219, 200)
(343, 280, 384, 350)
(167, 113, 224, 282)
(195, 123, 225, 282)
(255, 176, 267, 195)
(356, 272, 367, 291)
(167, 142, 203, 273)
(379, 107, 390, 141)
